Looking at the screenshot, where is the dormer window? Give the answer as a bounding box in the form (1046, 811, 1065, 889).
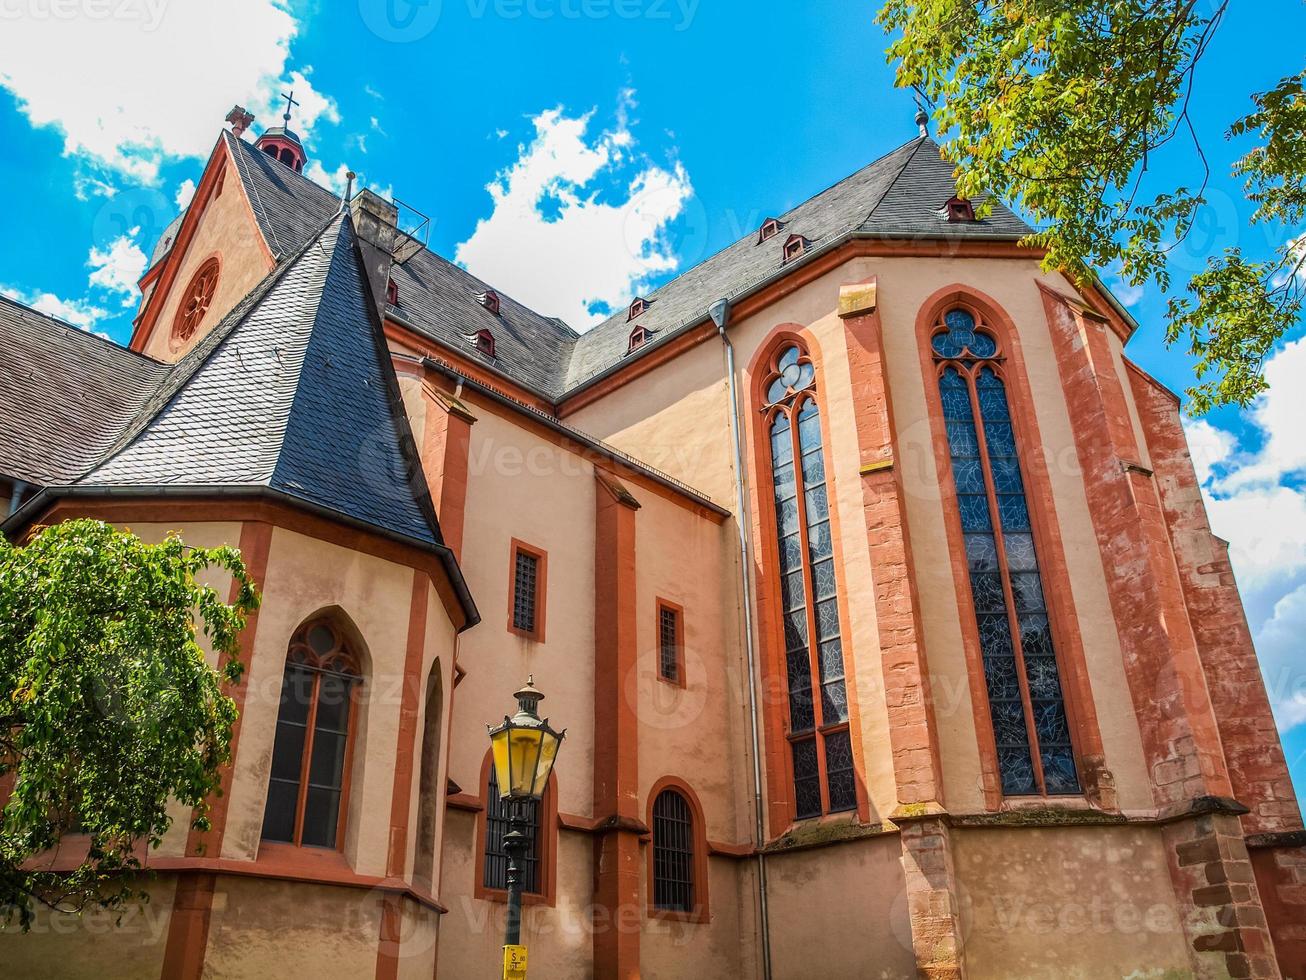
(474, 329, 496, 358)
(478, 290, 500, 315)
(628, 297, 648, 321)
(628, 326, 649, 354)
(758, 218, 783, 243)
(946, 196, 976, 223)
(783, 234, 808, 262)
(386, 278, 399, 306)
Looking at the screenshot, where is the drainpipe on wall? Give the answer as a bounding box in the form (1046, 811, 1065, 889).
(710, 297, 773, 980)
(7, 480, 27, 517)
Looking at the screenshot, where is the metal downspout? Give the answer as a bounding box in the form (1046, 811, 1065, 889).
(713, 301, 773, 980)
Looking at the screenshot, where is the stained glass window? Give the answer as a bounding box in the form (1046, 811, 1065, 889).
(764, 343, 856, 819)
(652, 789, 695, 912)
(933, 308, 1079, 796)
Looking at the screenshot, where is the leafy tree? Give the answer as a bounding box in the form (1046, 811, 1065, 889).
(0, 519, 258, 928)
(878, 0, 1304, 412)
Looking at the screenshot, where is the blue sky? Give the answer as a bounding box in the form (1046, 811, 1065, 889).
(1, 1, 1303, 795)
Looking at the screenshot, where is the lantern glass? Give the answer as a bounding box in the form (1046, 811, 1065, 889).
(531, 728, 561, 797)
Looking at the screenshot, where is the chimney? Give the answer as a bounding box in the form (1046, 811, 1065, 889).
(349, 188, 399, 322)
(225, 104, 255, 138)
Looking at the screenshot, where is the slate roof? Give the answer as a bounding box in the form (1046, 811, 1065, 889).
(0, 295, 168, 484)
(224, 131, 1032, 402)
(80, 214, 444, 548)
(224, 131, 347, 259)
(563, 137, 1033, 392)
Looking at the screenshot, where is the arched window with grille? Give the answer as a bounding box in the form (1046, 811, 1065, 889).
(931, 305, 1079, 797)
(760, 342, 857, 820)
(482, 764, 543, 895)
(651, 789, 695, 912)
(261, 617, 362, 849)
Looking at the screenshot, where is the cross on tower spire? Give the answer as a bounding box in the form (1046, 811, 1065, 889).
(281, 90, 299, 125)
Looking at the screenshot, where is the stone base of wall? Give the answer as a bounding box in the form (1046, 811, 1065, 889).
(897, 812, 966, 979)
(1249, 833, 1306, 979)
(1164, 810, 1281, 978)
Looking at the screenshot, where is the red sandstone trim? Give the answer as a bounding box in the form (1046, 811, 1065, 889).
(1038, 281, 1231, 804)
(592, 468, 642, 978)
(839, 288, 946, 809)
(506, 538, 548, 643)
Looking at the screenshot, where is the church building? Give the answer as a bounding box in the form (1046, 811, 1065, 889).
(0, 99, 1302, 979)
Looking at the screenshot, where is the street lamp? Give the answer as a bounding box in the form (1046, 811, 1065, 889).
(487, 676, 565, 979)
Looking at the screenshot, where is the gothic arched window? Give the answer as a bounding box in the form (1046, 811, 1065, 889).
(762, 343, 856, 819)
(261, 618, 362, 849)
(932, 306, 1079, 796)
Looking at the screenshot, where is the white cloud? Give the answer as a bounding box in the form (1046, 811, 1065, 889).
(1216, 337, 1306, 492)
(1, 282, 109, 333)
(73, 173, 118, 201)
(1254, 585, 1306, 731)
(0, 1, 336, 183)
(1182, 417, 1237, 487)
(1189, 340, 1306, 730)
(88, 233, 148, 307)
(455, 101, 693, 329)
(175, 179, 196, 210)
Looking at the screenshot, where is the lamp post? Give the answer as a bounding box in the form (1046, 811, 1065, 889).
(487, 677, 564, 980)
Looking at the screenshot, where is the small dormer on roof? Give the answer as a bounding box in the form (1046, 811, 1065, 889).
(627, 325, 650, 354)
(477, 289, 500, 315)
(473, 328, 496, 358)
(627, 297, 649, 321)
(386, 277, 399, 307)
(253, 90, 307, 173)
(782, 233, 809, 263)
(944, 195, 976, 223)
(758, 217, 784, 243)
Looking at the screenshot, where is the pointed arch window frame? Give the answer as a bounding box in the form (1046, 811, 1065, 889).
(927, 301, 1086, 800)
(755, 339, 862, 824)
(260, 616, 363, 852)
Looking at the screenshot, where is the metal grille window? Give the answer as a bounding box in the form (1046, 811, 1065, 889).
(652, 789, 695, 912)
(512, 549, 539, 635)
(763, 343, 856, 820)
(933, 307, 1079, 797)
(261, 619, 360, 849)
(483, 765, 542, 894)
(659, 605, 681, 682)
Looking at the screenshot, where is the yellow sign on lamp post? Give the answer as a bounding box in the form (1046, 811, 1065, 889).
(503, 943, 528, 980)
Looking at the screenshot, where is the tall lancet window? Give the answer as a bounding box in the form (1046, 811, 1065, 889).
(932, 307, 1079, 796)
(763, 343, 856, 819)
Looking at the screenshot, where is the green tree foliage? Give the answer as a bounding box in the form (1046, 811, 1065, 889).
(878, 0, 1305, 411)
(0, 519, 258, 928)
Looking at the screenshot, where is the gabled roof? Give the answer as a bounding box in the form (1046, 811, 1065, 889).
(223, 130, 342, 259)
(220, 129, 1034, 403)
(0, 295, 167, 484)
(80, 214, 444, 548)
(563, 137, 1032, 392)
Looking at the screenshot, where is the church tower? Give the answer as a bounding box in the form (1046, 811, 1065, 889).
(253, 90, 306, 172)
